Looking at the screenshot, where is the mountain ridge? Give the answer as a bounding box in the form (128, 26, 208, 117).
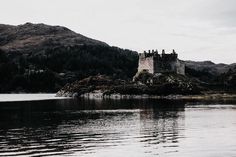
(0, 22, 108, 53)
(184, 60, 236, 75)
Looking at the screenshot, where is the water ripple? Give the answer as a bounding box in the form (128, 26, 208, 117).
(0, 98, 236, 156)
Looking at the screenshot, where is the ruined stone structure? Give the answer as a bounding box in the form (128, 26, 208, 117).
(138, 49, 185, 75)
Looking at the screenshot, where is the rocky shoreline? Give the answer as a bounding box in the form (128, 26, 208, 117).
(56, 88, 236, 100)
(56, 74, 236, 101)
(56, 74, 201, 99)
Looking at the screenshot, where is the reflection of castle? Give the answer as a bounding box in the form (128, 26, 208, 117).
(138, 49, 185, 75)
(139, 100, 186, 151)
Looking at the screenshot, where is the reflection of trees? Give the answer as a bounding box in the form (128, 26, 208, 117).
(0, 99, 138, 156)
(0, 99, 186, 156)
(57, 98, 144, 110)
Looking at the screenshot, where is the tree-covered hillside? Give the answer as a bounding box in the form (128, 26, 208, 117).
(0, 23, 138, 93)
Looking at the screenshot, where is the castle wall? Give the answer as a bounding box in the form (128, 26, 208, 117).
(138, 55, 154, 74)
(154, 60, 177, 73)
(176, 60, 185, 75)
(153, 54, 178, 74)
(137, 51, 185, 75)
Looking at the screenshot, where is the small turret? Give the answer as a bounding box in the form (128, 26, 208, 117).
(172, 49, 176, 54)
(162, 49, 165, 55)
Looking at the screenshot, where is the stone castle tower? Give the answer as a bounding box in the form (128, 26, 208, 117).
(138, 49, 185, 75)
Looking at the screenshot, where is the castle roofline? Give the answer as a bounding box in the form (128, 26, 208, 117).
(139, 49, 178, 58)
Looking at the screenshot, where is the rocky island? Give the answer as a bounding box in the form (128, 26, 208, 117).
(56, 73, 201, 99)
(57, 50, 199, 98)
(57, 49, 236, 99)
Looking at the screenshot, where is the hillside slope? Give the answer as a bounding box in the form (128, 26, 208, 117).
(185, 60, 236, 75)
(0, 23, 138, 93)
(184, 60, 236, 91)
(0, 22, 108, 52)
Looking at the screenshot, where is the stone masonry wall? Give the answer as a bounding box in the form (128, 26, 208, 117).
(138, 55, 154, 74)
(137, 51, 185, 75)
(176, 60, 185, 75)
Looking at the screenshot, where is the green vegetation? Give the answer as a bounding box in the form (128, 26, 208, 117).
(0, 46, 138, 93)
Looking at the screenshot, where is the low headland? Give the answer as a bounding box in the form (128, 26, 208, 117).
(56, 73, 236, 100)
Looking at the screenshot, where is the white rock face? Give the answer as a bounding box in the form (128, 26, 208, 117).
(80, 90, 103, 99)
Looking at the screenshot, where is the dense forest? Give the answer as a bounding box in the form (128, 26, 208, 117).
(0, 46, 138, 93)
(0, 23, 138, 92)
(185, 65, 236, 92)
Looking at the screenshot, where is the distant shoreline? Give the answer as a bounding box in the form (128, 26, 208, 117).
(1, 93, 236, 103)
(58, 91, 236, 101)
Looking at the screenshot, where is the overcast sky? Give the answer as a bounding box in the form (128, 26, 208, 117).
(0, 0, 236, 63)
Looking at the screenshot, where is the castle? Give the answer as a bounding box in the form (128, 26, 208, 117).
(138, 49, 185, 75)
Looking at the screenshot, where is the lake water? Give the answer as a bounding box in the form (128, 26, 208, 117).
(0, 94, 68, 102)
(0, 95, 236, 157)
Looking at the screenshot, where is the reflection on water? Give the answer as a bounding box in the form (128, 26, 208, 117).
(0, 98, 236, 156)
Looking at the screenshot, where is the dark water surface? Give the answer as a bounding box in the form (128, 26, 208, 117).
(0, 98, 236, 157)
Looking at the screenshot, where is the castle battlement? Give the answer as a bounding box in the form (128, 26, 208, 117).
(139, 49, 177, 58)
(138, 49, 185, 75)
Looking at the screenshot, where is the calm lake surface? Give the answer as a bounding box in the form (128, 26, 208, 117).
(0, 95, 236, 157)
